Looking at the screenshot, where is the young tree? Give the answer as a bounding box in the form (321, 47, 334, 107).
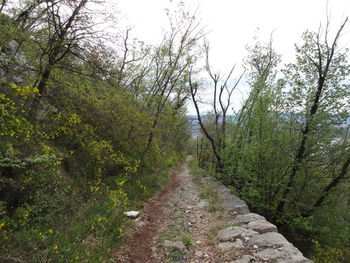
(140, 8, 204, 159)
(235, 36, 281, 149)
(217, 37, 285, 211)
(276, 17, 350, 217)
(189, 41, 243, 173)
(24, 0, 111, 119)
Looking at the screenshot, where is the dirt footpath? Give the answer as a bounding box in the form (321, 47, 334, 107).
(113, 159, 238, 263)
(112, 163, 182, 263)
(112, 158, 313, 263)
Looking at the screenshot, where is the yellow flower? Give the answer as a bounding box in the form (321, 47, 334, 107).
(11, 84, 39, 98)
(0, 222, 5, 229)
(38, 232, 45, 239)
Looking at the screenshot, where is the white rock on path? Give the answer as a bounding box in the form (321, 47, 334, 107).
(123, 211, 140, 218)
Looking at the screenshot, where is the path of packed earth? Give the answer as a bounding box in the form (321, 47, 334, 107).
(112, 158, 312, 263)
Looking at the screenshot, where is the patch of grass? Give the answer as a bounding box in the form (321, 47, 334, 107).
(157, 220, 190, 245)
(155, 181, 193, 263)
(189, 158, 221, 215)
(188, 159, 207, 180)
(192, 174, 201, 185)
(179, 207, 187, 213)
(181, 236, 193, 248)
(199, 184, 217, 198)
(166, 248, 187, 263)
(216, 214, 224, 220)
(199, 183, 219, 211)
(209, 223, 229, 239)
(207, 204, 219, 213)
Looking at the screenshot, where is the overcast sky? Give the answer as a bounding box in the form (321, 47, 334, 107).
(115, 0, 350, 114)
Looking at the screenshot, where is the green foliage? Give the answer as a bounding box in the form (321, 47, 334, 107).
(0, 76, 186, 261)
(0, 2, 191, 260)
(311, 240, 349, 263)
(195, 25, 350, 260)
(0, 14, 22, 47)
(181, 236, 193, 248)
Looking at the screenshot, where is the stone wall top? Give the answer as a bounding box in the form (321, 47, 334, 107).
(204, 176, 313, 263)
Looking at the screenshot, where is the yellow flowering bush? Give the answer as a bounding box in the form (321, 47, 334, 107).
(51, 113, 81, 138)
(0, 58, 187, 263)
(0, 89, 34, 141)
(312, 240, 346, 263)
(11, 84, 39, 98)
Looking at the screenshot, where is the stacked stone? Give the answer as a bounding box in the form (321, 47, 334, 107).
(214, 182, 313, 263)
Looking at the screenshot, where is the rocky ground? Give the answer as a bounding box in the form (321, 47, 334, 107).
(112, 159, 312, 263)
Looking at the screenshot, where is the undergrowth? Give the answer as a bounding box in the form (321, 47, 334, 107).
(0, 82, 185, 262)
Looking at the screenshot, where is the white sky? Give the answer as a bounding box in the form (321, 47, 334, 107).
(115, 0, 350, 114)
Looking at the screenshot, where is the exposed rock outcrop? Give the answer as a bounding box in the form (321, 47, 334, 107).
(0, 40, 30, 84)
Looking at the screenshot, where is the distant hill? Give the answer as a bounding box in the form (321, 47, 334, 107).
(187, 115, 237, 137)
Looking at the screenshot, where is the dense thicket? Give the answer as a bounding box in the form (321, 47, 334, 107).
(0, 1, 197, 262)
(192, 20, 350, 262)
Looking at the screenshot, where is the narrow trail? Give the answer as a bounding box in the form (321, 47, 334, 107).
(112, 158, 312, 263)
(112, 164, 182, 263)
(113, 159, 237, 263)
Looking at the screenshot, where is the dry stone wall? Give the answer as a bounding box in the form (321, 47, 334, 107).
(207, 176, 313, 263)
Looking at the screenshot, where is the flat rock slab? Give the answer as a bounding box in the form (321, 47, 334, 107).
(214, 182, 250, 214)
(219, 193, 250, 214)
(254, 246, 313, 263)
(218, 226, 258, 242)
(247, 220, 277, 234)
(279, 257, 314, 263)
(230, 213, 266, 225)
(249, 232, 290, 248)
(218, 239, 244, 251)
(229, 255, 257, 263)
